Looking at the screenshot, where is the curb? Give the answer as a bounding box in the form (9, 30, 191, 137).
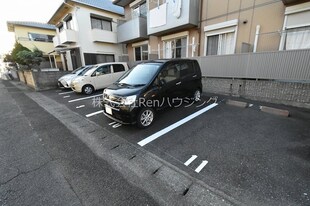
(226, 99, 248, 108)
(226, 99, 290, 117)
(259, 106, 290, 117)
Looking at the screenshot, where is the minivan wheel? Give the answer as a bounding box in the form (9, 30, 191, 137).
(193, 89, 201, 102)
(137, 107, 155, 128)
(82, 85, 94, 95)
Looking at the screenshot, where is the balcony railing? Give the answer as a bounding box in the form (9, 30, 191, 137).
(117, 16, 147, 43)
(59, 29, 77, 44)
(91, 29, 117, 44)
(52, 36, 64, 48)
(147, 0, 199, 36)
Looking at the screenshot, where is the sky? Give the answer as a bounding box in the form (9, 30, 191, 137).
(0, 0, 64, 55)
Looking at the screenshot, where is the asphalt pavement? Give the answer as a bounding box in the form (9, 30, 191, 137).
(1, 79, 310, 206)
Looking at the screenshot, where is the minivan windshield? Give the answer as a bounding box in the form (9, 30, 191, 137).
(78, 66, 93, 76)
(83, 65, 99, 76)
(117, 63, 161, 86)
(71, 66, 84, 74)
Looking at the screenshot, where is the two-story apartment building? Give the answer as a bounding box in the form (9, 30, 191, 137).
(7, 21, 61, 69)
(114, 0, 310, 61)
(48, 0, 124, 71)
(114, 0, 200, 61)
(199, 0, 310, 55)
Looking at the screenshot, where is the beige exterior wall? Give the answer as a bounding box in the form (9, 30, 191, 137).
(13, 25, 56, 55)
(49, 2, 124, 70)
(200, 0, 285, 55)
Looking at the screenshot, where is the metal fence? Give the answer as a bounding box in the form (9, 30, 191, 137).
(194, 49, 310, 81)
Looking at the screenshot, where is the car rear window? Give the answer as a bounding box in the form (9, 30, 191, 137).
(113, 64, 125, 73)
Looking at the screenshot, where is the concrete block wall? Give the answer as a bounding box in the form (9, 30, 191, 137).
(18, 71, 26, 83)
(202, 77, 310, 109)
(32, 71, 70, 91)
(23, 71, 36, 89)
(17, 70, 70, 91)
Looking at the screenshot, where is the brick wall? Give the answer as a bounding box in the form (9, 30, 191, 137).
(202, 77, 310, 109)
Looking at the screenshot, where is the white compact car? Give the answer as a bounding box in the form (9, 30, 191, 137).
(70, 62, 129, 94)
(58, 65, 93, 89)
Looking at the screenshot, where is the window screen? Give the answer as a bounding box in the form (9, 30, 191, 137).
(84, 53, 115, 65)
(91, 17, 112, 31)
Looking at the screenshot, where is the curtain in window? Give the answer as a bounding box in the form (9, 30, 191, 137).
(101, 20, 111, 31)
(219, 32, 235, 55)
(286, 27, 310, 50)
(206, 35, 219, 55)
(181, 37, 187, 57)
(164, 41, 172, 58)
(142, 45, 148, 60)
(91, 18, 102, 29)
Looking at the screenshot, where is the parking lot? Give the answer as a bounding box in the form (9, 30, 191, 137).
(40, 88, 310, 205)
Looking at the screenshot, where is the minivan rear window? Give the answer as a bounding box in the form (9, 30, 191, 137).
(117, 63, 161, 86)
(113, 64, 125, 73)
(180, 61, 195, 77)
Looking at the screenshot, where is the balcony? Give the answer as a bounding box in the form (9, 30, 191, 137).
(59, 29, 77, 44)
(282, 0, 306, 5)
(117, 17, 147, 43)
(91, 29, 117, 44)
(147, 0, 199, 36)
(52, 36, 65, 48)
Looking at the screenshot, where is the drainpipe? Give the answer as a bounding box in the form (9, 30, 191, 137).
(253, 25, 260, 53)
(197, 0, 203, 57)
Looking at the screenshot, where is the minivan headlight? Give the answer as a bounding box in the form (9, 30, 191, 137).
(122, 95, 136, 105)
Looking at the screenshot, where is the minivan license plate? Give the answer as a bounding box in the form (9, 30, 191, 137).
(105, 105, 112, 115)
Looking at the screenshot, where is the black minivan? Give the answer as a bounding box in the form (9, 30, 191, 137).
(102, 59, 202, 128)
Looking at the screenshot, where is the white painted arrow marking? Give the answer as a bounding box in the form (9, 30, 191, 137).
(195, 160, 208, 173)
(184, 155, 198, 166)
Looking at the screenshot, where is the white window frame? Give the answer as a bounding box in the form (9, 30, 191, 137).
(203, 19, 238, 56)
(162, 31, 189, 58)
(133, 40, 149, 61)
(279, 2, 310, 50)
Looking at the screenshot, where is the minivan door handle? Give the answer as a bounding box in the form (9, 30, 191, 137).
(176, 82, 181, 85)
(192, 75, 197, 78)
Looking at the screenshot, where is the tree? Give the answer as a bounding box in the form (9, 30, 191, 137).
(11, 42, 30, 65)
(3, 53, 13, 62)
(17, 47, 44, 69)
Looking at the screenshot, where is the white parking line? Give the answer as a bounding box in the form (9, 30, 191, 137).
(112, 123, 122, 128)
(195, 160, 208, 173)
(63, 95, 70, 98)
(137, 103, 218, 147)
(184, 155, 198, 166)
(76, 105, 85, 109)
(85, 110, 103, 117)
(68, 94, 102, 103)
(58, 91, 74, 95)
